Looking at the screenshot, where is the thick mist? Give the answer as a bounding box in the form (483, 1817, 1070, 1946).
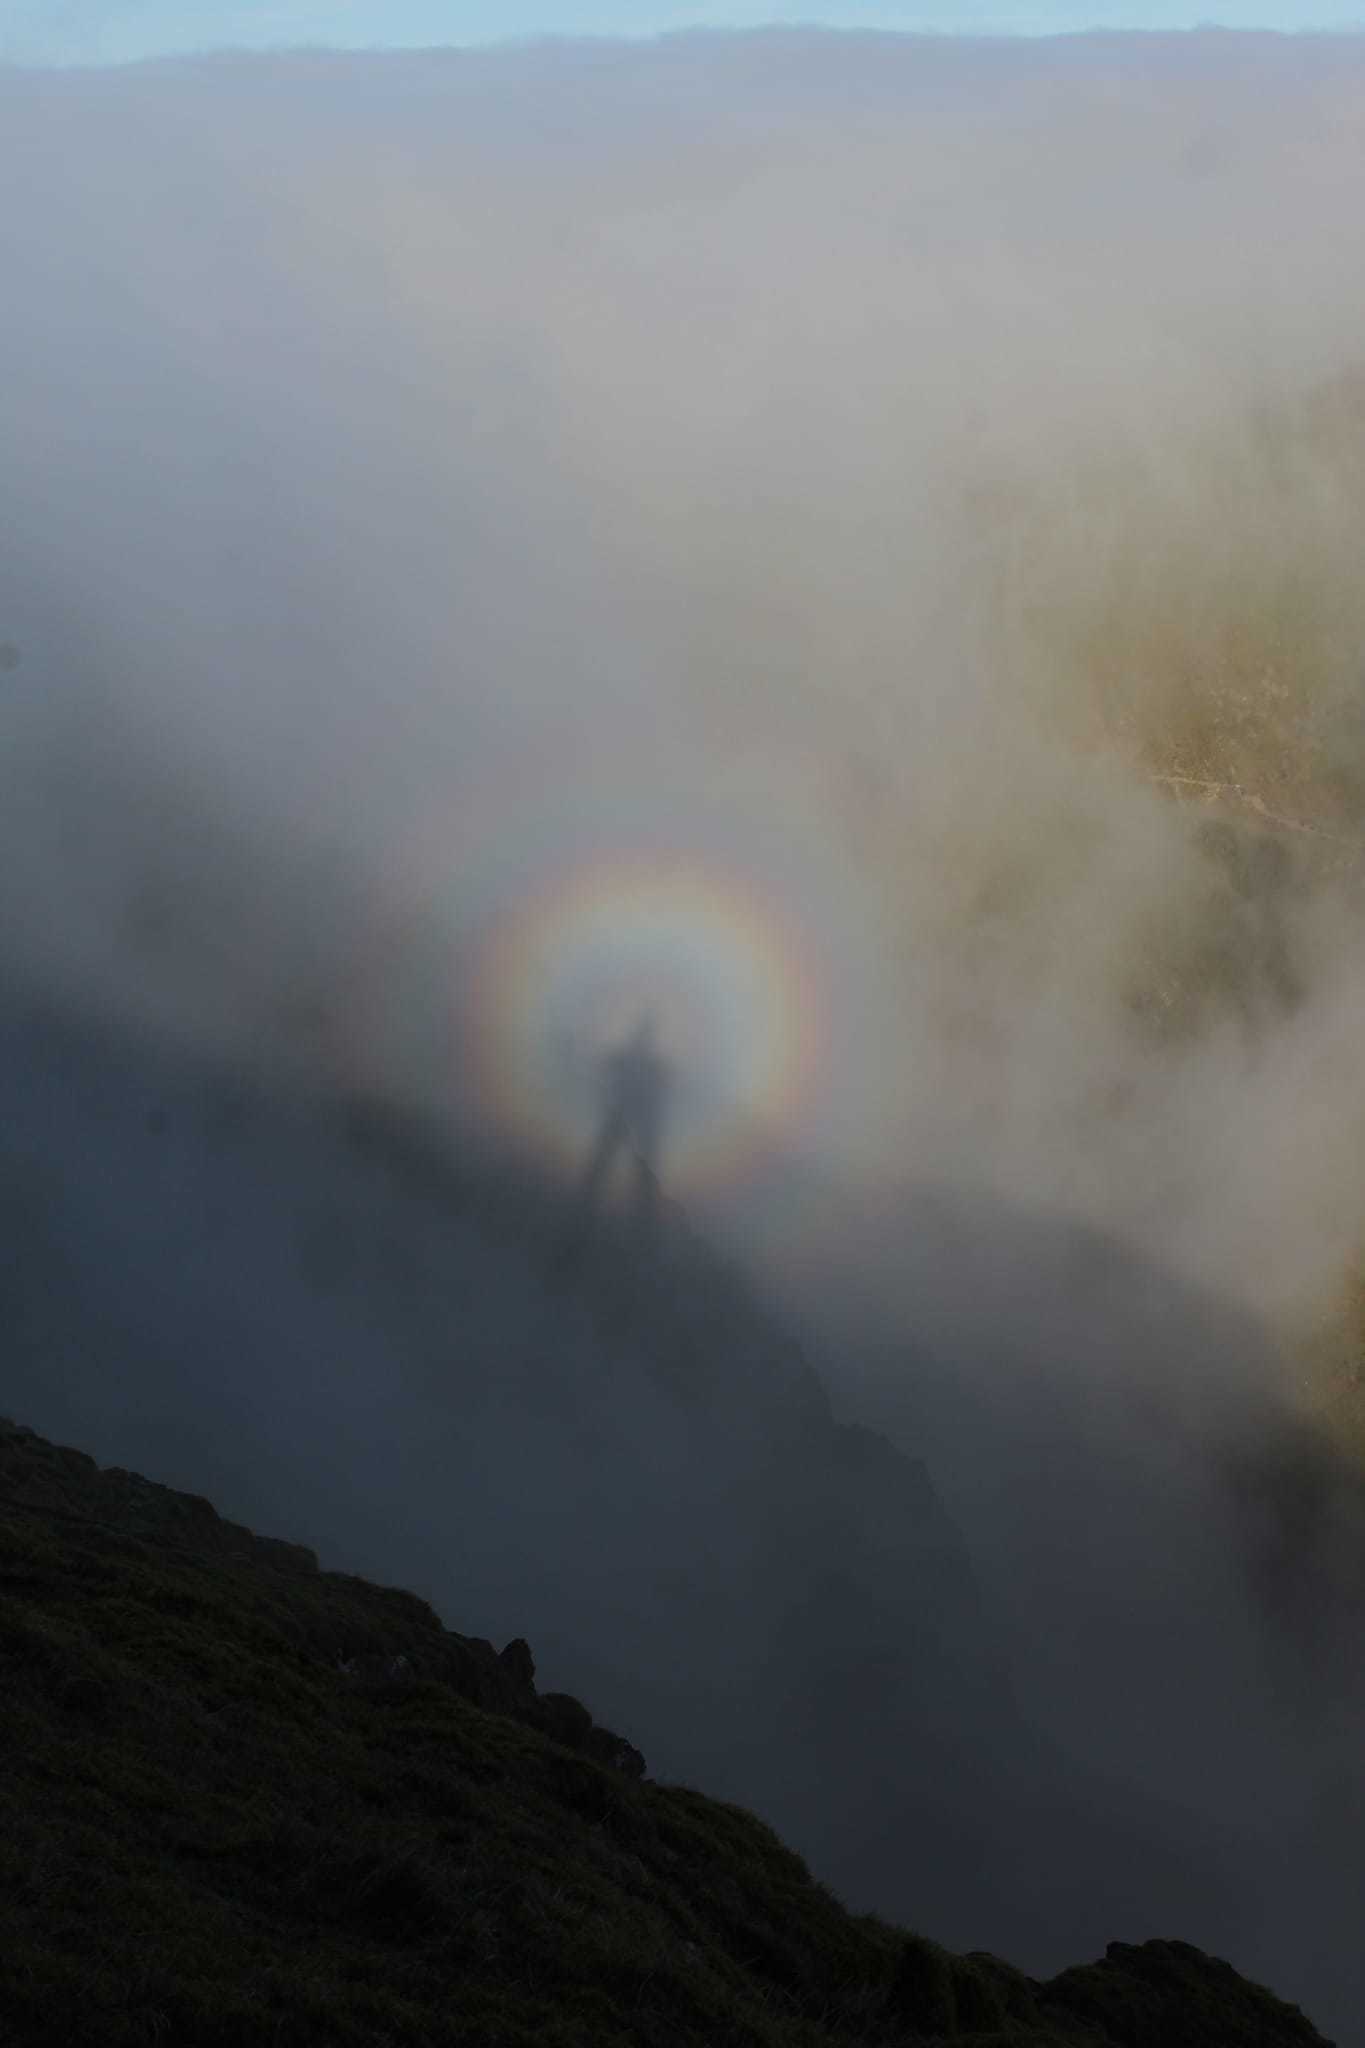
(5, 30, 1365, 2042)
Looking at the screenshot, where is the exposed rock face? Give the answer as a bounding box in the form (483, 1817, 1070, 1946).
(885, 1932, 1330, 2046)
(1046, 1938, 1329, 2048)
(498, 1634, 535, 1688)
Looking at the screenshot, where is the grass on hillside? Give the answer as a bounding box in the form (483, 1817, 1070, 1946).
(0, 1422, 1332, 2047)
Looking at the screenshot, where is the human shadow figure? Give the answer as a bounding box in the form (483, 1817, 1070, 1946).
(576, 1013, 672, 1245)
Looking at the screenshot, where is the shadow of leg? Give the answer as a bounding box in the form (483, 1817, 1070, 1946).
(631, 1152, 661, 1254)
(549, 1114, 628, 1283)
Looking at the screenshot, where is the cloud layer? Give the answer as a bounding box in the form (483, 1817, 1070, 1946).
(5, 30, 1365, 2039)
(7, 34, 1365, 1334)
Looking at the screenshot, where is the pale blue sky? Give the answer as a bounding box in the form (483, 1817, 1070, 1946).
(1, 1, 1355, 69)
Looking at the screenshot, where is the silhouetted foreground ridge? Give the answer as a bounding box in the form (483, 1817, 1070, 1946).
(0, 1418, 1333, 2047)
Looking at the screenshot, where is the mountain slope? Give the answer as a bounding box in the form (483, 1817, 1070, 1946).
(0, 990, 1073, 1955)
(0, 988, 1333, 1997)
(0, 1417, 1332, 2048)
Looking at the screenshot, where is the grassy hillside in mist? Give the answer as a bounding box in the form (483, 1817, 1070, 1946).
(0, 1416, 1332, 2048)
(949, 363, 1365, 1454)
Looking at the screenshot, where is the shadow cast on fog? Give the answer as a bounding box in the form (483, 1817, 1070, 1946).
(3, 984, 1364, 2040)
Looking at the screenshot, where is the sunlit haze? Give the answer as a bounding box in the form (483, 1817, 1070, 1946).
(4, 22, 1365, 2046)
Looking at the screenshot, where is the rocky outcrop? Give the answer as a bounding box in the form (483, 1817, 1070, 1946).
(1045, 1938, 1328, 2048)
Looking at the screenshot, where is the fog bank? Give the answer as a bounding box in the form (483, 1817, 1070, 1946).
(5, 30, 1365, 2042)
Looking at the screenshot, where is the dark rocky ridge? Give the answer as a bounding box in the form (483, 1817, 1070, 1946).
(0, 1416, 1333, 2046)
(0, 1414, 644, 1780)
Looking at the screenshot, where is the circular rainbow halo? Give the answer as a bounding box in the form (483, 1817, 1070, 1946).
(467, 846, 828, 1197)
